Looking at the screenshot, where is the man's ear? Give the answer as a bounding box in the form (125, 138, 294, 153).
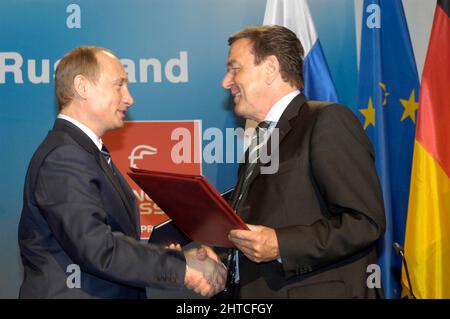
(265, 55, 280, 85)
(73, 74, 89, 100)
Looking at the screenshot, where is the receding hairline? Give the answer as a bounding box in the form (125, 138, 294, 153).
(97, 49, 118, 60)
(93, 50, 129, 82)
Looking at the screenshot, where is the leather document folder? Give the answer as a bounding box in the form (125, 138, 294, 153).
(147, 187, 235, 247)
(128, 168, 248, 248)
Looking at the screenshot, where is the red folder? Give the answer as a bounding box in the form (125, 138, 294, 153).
(128, 168, 248, 248)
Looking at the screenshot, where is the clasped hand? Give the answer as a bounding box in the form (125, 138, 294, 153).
(183, 245, 227, 297)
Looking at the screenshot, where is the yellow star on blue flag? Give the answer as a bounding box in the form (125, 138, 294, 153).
(359, 97, 376, 129)
(379, 82, 390, 106)
(400, 89, 419, 123)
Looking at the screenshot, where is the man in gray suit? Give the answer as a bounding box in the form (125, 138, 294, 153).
(223, 25, 386, 298)
(18, 46, 226, 298)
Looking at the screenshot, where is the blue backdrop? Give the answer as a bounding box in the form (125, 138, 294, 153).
(0, 0, 357, 298)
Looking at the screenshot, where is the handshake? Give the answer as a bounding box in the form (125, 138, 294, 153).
(181, 245, 228, 297)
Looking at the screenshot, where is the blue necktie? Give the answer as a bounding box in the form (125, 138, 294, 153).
(101, 144, 113, 169)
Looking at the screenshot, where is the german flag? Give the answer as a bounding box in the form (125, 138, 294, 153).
(403, 0, 450, 298)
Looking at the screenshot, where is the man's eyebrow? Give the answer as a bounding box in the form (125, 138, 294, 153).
(113, 77, 128, 84)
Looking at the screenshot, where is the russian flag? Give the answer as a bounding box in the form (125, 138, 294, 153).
(264, 0, 338, 102)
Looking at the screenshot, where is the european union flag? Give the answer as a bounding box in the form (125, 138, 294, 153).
(356, 0, 420, 299)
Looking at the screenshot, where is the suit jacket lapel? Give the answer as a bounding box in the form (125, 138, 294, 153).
(112, 162, 140, 236)
(242, 94, 306, 192)
(53, 119, 138, 237)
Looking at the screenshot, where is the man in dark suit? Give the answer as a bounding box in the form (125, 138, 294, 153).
(222, 25, 386, 298)
(18, 46, 226, 298)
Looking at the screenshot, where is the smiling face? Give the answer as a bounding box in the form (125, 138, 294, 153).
(222, 38, 270, 122)
(85, 51, 134, 137)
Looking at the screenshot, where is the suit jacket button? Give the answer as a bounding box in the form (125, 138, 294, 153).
(297, 265, 308, 274)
